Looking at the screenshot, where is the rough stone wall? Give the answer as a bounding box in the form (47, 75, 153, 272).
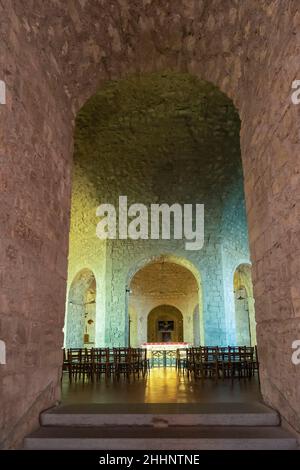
(1, 0, 300, 447)
(65, 174, 107, 348)
(238, 20, 300, 431)
(0, 1, 74, 448)
(71, 73, 248, 348)
(220, 177, 252, 344)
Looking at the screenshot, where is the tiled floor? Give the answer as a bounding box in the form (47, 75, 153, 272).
(62, 368, 261, 405)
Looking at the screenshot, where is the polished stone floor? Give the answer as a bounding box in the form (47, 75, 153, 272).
(62, 368, 261, 405)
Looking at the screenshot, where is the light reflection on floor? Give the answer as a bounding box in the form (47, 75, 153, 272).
(62, 368, 261, 405)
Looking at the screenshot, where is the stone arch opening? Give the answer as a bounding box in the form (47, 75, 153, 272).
(147, 305, 184, 343)
(2, 2, 300, 447)
(127, 254, 202, 347)
(233, 263, 256, 346)
(62, 33, 299, 436)
(71, 73, 242, 349)
(65, 268, 96, 348)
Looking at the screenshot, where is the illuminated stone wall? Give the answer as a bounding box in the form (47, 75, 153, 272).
(67, 74, 250, 348)
(1, 0, 299, 447)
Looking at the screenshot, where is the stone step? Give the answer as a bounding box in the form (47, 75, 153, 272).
(24, 425, 298, 450)
(41, 402, 280, 427)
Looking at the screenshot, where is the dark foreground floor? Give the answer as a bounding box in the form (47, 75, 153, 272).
(61, 368, 261, 405)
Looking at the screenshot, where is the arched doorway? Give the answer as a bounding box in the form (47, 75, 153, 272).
(65, 269, 96, 349)
(234, 264, 256, 346)
(147, 305, 183, 343)
(3, 2, 300, 447)
(127, 255, 202, 347)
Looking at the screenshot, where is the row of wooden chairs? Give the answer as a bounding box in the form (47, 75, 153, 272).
(176, 346, 259, 381)
(63, 348, 149, 383)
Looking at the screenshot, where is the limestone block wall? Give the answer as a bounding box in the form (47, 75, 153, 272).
(199, 244, 230, 345)
(220, 176, 252, 345)
(0, 2, 74, 448)
(69, 74, 249, 348)
(106, 237, 247, 348)
(65, 171, 108, 348)
(1, 0, 300, 448)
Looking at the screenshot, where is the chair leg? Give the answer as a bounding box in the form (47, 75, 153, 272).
(68, 364, 72, 384)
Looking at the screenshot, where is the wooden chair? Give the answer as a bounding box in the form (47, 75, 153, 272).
(193, 347, 219, 380)
(186, 348, 199, 379)
(221, 347, 242, 379)
(67, 348, 93, 383)
(138, 348, 149, 377)
(246, 345, 259, 381)
(113, 347, 133, 381)
(176, 348, 187, 373)
(92, 348, 111, 381)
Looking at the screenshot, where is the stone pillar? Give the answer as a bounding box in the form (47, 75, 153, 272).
(0, 22, 73, 447)
(104, 243, 128, 347)
(94, 284, 106, 347)
(201, 247, 231, 345)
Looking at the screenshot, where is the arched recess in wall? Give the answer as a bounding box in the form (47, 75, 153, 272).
(2, 3, 298, 448)
(126, 254, 203, 347)
(65, 268, 96, 348)
(72, 73, 243, 349)
(147, 305, 184, 343)
(233, 263, 256, 346)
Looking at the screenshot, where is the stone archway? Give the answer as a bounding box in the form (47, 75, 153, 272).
(233, 264, 256, 346)
(65, 269, 96, 349)
(1, 2, 300, 447)
(127, 254, 202, 347)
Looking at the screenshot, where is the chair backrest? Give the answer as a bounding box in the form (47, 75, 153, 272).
(92, 348, 109, 363)
(67, 348, 82, 363)
(177, 348, 187, 359)
(113, 347, 132, 362)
